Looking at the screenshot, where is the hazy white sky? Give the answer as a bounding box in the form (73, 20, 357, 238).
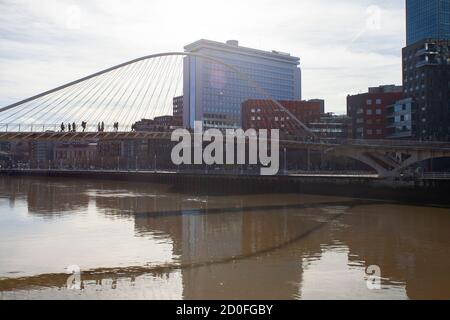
(0, 0, 405, 113)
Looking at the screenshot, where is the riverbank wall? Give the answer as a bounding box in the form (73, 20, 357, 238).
(1, 169, 450, 206)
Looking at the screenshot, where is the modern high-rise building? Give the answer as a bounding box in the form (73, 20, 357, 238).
(402, 39, 450, 140)
(403, 1, 450, 141)
(406, 0, 450, 46)
(183, 39, 302, 129)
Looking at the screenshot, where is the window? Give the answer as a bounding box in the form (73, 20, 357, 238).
(376, 99, 382, 105)
(367, 99, 373, 105)
(367, 109, 373, 115)
(376, 129, 382, 135)
(376, 109, 382, 115)
(367, 129, 373, 135)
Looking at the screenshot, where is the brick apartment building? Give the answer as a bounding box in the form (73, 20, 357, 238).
(241, 99, 322, 135)
(309, 113, 353, 142)
(172, 96, 183, 127)
(347, 85, 403, 139)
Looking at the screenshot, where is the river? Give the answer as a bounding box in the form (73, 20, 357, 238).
(0, 176, 449, 300)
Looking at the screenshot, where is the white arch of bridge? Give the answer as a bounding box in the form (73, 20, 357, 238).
(0, 52, 314, 138)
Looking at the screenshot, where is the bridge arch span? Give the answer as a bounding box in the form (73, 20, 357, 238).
(0, 52, 313, 137)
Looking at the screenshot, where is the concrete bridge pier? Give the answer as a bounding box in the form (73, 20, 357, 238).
(332, 148, 450, 179)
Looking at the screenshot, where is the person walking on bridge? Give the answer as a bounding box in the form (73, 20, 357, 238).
(60, 123, 65, 132)
(72, 122, 76, 132)
(68, 123, 72, 132)
(81, 121, 87, 132)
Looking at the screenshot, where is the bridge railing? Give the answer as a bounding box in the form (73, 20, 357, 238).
(344, 138, 450, 148)
(0, 123, 133, 133)
(422, 172, 450, 180)
(1, 123, 450, 149)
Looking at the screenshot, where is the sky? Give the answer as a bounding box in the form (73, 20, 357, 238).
(0, 0, 406, 114)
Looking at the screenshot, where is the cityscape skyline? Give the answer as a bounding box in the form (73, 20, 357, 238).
(0, 0, 405, 114)
(1, 1, 450, 304)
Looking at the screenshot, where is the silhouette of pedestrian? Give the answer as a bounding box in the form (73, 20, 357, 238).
(101, 122, 105, 132)
(98, 123, 101, 132)
(61, 123, 65, 132)
(82, 121, 87, 132)
(68, 123, 72, 132)
(72, 122, 76, 132)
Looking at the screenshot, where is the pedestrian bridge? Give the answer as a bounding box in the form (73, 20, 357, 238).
(0, 51, 449, 179)
(0, 129, 449, 179)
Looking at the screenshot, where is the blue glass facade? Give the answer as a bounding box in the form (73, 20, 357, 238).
(406, 0, 450, 45)
(183, 40, 302, 129)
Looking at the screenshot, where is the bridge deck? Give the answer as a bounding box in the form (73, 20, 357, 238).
(0, 131, 449, 153)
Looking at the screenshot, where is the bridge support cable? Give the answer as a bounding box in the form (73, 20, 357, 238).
(67, 67, 127, 128)
(96, 61, 145, 127)
(159, 56, 183, 118)
(44, 70, 119, 127)
(138, 57, 171, 121)
(85, 63, 140, 131)
(52, 67, 126, 127)
(120, 58, 160, 126)
(147, 55, 180, 121)
(110, 58, 157, 127)
(38, 69, 118, 126)
(146, 56, 181, 121)
(0, 77, 93, 127)
(140, 55, 175, 122)
(102, 60, 153, 130)
(110, 60, 155, 128)
(126, 57, 164, 126)
(36, 77, 103, 127)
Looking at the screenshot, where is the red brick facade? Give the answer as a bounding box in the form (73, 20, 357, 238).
(241, 100, 322, 134)
(347, 90, 403, 139)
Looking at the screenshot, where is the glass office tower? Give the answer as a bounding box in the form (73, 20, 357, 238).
(406, 0, 450, 45)
(183, 39, 302, 129)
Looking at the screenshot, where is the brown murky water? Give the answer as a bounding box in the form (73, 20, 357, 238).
(0, 176, 449, 300)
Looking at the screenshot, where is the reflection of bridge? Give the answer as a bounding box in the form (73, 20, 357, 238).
(1, 52, 450, 178)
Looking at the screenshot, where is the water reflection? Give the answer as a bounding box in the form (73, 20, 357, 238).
(0, 176, 449, 300)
